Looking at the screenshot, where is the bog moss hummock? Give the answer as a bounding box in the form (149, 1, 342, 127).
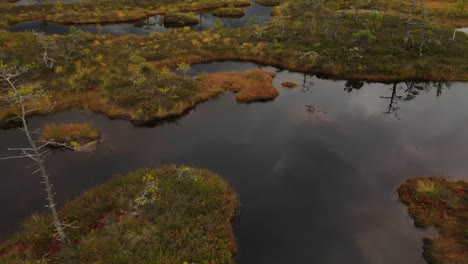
(281, 81, 299, 89)
(0, 165, 239, 263)
(163, 13, 199, 28)
(398, 177, 468, 264)
(40, 122, 100, 151)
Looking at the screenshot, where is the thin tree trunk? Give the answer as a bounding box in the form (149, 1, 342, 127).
(404, 0, 416, 44)
(5, 76, 67, 244)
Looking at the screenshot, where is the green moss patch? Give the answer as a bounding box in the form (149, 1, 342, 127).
(212, 7, 246, 18)
(0, 165, 239, 263)
(398, 177, 468, 264)
(40, 122, 100, 151)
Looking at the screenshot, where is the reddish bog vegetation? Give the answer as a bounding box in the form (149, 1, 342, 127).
(200, 69, 278, 103)
(398, 177, 468, 264)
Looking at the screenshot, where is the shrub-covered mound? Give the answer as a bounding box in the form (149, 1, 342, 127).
(41, 122, 100, 151)
(0, 165, 239, 263)
(398, 177, 468, 264)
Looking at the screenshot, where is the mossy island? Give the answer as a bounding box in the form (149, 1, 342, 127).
(40, 122, 101, 152)
(398, 177, 468, 264)
(212, 7, 246, 18)
(281, 81, 299, 89)
(163, 13, 199, 28)
(0, 166, 238, 263)
(255, 0, 283, 7)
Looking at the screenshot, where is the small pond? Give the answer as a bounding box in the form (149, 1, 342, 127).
(7, 1, 272, 35)
(1, 61, 468, 263)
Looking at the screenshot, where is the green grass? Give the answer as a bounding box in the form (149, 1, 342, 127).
(0, 165, 239, 263)
(398, 177, 468, 264)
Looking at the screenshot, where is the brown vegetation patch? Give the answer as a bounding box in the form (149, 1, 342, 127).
(398, 177, 468, 264)
(199, 69, 279, 103)
(281, 80, 299, 88)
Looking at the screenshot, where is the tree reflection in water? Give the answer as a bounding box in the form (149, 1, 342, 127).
(380, 82, 451, 119)
(300, 73, 315, 92)
(334, 81, 452, 119)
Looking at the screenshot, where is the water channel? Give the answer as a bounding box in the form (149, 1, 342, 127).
(7, 1, 272, 35)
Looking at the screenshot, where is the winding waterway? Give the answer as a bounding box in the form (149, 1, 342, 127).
(2, 61, 468, 263)
(7, 1, 272, 35)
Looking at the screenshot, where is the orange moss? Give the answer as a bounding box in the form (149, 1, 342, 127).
(40, 122, 100, 145)
(281, 81, 299, 88)
(199, 69, 278, 103)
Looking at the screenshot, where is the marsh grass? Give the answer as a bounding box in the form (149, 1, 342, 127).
(416, 178, 439, 194)
(398, 177, 468, 264)
(0, 165, 238, 263)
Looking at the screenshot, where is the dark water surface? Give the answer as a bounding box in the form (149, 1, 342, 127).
(2, 62, 468, 264)
(7, 1, 272, 35)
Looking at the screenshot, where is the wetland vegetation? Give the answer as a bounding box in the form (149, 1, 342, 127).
(0, 0, 467, 263)
(0, 0, 467, 125)
(40, 122, 100, 151)
(398, 177, 468, 264)
(0, 166, 238, 263)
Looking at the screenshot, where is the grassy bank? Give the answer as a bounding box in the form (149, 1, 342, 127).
(0, 165, 239, 263)
(398, 177, 468, 264)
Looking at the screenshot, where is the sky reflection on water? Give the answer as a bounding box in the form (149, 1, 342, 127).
(1, 62, 468, 263)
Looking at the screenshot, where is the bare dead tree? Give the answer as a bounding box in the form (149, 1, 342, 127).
(404, 0, 416, 44)
(404, 0, 427, 44)
(0, 62, 67, 244)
